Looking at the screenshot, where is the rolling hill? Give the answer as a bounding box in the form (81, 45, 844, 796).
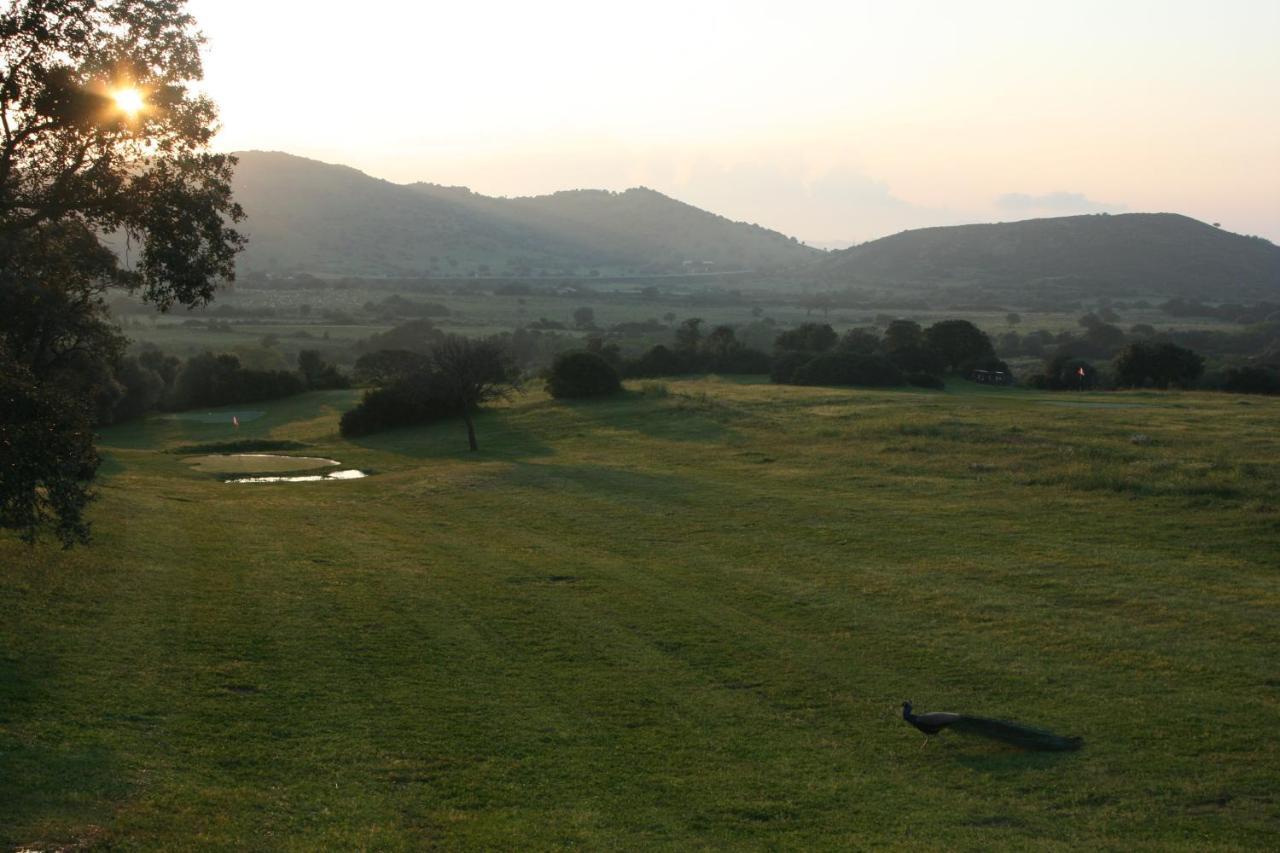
(228, 151, 819, 277)
(820, 213, 1280, 302)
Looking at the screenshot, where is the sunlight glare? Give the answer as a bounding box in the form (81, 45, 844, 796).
(112, 87, 145, 117)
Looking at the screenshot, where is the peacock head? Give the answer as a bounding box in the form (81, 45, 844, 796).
(902, 700, 912, 715)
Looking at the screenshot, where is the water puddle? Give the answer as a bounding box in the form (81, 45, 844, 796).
(227, 470, 369, 484)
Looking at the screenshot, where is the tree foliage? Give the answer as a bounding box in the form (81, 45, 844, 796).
(1113, 342, 1204, 389)
(546, 350, 621, 399)
(774, 322, 837, 354)
(0, 350, 97, 546)
(924, 319, 996, 372)
(1, 0, 244, 308)
(342, 336, 521, 449)
(1, 0, 245, 543)
(430, 335, 521, 451)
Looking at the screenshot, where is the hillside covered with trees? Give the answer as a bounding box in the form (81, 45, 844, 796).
(229, 152, 819, 278)
(820, 213, 1280, 303)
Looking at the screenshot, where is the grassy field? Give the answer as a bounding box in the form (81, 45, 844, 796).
(3, 380, 1278, 849)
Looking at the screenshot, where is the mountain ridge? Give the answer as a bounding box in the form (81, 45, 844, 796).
(224, 152, 1280, 302)
(228, 151, 819, 277)
(820, 212, 1280, 301)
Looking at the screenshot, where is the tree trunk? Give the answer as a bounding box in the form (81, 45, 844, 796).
(462, 408, 478, 451)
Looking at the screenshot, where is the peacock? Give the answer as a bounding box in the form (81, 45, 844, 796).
(902, 701, 1083, 751)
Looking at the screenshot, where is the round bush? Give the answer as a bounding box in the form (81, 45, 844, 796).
(907, 372, 945, 390)
(547, 351, 622, 399)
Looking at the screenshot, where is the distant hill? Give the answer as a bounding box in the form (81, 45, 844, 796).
(228, 151, 818, 277)
(820, 213, 1280, 302)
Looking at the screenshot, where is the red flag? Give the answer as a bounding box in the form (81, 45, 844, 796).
(1076, 367, 1086, 377)
(232, 415, 240, 428)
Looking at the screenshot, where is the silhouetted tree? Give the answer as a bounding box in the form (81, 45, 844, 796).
(1113, 342, 1204, 389)
(838, 328, 881, 355)
(1, 0, 244, 543)
(625, 344, 685, 377)
(1032, 352, 1099, 390)
(774, 322, 837, 353)
(430, 335, 521, 451)
(791, 352, 904, 387)
(882, 320, 943, 374)
(357, 319, 444, 355)
(1220, 365, 1280, 395)
(584, 336, 623, 368)
(353, 350, 433, 386)
(703, 325, 740, 360)
(925, 320, 996, 372)
(1, 351, 98, 546)
(297, 350, 349, 390)
(675, 318, 704, 352)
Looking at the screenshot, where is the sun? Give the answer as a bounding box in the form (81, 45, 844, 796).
(111, 87, 146, 117)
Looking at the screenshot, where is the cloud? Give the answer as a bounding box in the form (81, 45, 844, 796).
(660, 160, 962, 246)
(995, 191, 1126, 214)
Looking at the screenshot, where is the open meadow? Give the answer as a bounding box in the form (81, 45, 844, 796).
(3, 379, 1278, 849)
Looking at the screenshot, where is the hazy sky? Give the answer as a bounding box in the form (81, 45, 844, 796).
(187, 0, 1279, 246)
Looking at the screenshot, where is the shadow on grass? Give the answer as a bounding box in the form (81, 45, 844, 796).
(0, 656, 127, 847)
(951, 747, 1084, 775)
(349, 408, 556, 461)
(499, 460, 694, 503)
(352, 390, 741, 460)
(98, 390, 359, 451)
(95, 451, 127, 481)
(0, 738, 126, 847)
(536, 388, 738, 444)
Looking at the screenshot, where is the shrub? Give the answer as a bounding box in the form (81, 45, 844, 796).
(791, 352, 904, 388)
(169, 352, 306, 410)
(339, 376, 459, 438)
(624, 345, 690, 378)
(1220, 365, 1280, 395)
(353, 349, 433, 386)
(1114, 342, 1204, 388)
(1037, 352, 1100, 390)
(711, 347, 772, 375)
(907, 372, 946, 390)
(925, 319, 996, 372)
(298, 350, 349, 390)
(774, 322, 837, 353)
(546, 351, 622, 399)
(770, 350, 811, 384)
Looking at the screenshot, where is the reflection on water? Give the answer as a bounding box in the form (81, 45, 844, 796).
(227, 470, 368, 484)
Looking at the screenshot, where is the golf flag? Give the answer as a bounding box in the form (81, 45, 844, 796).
(1077, 367, 1086, 377)
(232, 415, 240, 428)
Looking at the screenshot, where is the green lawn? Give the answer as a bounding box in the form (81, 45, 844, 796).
(3, 380, 1278, 849)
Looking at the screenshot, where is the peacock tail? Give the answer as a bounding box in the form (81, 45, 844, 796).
(949, 715, 1083, 751)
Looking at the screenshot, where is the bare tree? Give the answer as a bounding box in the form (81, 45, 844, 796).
(430, 336, 521, 451)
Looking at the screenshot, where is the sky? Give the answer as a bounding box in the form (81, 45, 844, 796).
(186, 0, 1280, 247)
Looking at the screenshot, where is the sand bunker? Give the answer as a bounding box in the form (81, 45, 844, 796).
(228, 470, 368, 484)
(187, 454, 341, 474)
